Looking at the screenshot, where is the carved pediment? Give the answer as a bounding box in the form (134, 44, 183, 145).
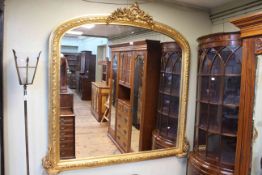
(106, 2, 154, 27)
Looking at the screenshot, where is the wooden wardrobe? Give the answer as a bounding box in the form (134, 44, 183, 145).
(108, 40, 161, 153)
(76, 51, 96, 100)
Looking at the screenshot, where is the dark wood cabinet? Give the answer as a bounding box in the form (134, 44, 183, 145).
(230, 12, 262, 175)
(76, 51, 96, 100)
(188, 32, 242, 175)
(109, 40, 161, 153)
(98, 60, 111, 85)
(152, 42, 182, 149)
(63, 53, 80, 89)
(60, 92, 75, 160)
(59, 56, 75, 160)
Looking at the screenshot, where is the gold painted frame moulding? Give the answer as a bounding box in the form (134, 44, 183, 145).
(43, 4, 190, 175)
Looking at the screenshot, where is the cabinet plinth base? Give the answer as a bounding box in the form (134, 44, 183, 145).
(187, 152, 234, 175)
(152, 130, 175, 149)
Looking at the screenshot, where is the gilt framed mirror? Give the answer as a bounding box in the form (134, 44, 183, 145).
(43, 3, 190, 174)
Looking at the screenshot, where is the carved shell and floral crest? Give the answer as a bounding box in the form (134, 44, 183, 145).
(106, 2, 154, 27)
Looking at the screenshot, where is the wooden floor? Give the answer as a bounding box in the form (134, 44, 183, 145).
(73, 90, 120, 158)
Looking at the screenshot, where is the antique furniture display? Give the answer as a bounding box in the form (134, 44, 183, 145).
(60, 91, 75, 160)
(187, 32, 242, 175)
(59, 57, 76, 160)
(152, 42, 182, 149)
(108, 52, 118, 140)
(109, 40, 161, 153)
(91, 81, 110, 122)
(76, 50, 96, 100)
(44, 3, 190, 173)
(231, 12, 262, 175)
(98, 60, 111, 85)
(63, 53, 80, 89)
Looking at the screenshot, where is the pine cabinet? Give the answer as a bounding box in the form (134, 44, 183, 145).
(91, 82, 110, 122)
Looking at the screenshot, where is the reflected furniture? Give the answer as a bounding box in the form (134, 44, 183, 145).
(63, 53, 80, 89)
(60, 57, 76, 160)
(91, 81, 110, 122)
(187, 32, 242, 175)
(60, 91, 75, 159)
(108, 52, 118, 141)
(98, 60, 111, 85)
(109, 40, 161, 153)
(76, 51, 96, 100)
(152, 42, 182, 149)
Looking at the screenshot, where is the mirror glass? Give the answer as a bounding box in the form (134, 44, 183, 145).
(59, 24, 183, 159)
(251, 54, 262, 175)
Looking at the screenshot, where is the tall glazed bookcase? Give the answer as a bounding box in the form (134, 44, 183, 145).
(188, 32, 242, 175)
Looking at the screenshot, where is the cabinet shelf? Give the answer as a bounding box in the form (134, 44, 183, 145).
(159, 90, 180, 97)
(160, 71, 181, 75)
(198, 74, 241, 77)
(199, 126, 237, 137)
(197, 100, 239, 108)
(157, 110, 178, 118)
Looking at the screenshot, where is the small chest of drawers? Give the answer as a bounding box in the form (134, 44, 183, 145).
(116, 99, 131, 153)
(60, 111, 75, 159)
(60, 91, 75, 159)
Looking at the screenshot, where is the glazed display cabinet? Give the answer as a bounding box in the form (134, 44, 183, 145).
(188, 32, 242, 175)
(152, 42, 182, 149)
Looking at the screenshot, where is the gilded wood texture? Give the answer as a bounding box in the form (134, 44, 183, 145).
(255, 37, 262, 55)
(43, 3, 190, 174)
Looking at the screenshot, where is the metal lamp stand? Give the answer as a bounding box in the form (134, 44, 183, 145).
(13, 49, 41, 175)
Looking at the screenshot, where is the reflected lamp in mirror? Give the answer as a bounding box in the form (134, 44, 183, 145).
(13, 49, 41, 85)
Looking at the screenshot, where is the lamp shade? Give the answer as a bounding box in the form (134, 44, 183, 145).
(12, 49, 41, 85)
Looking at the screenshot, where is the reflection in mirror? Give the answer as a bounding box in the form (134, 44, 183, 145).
(59, 24, 182, 160)
(251, 54, 262, 175)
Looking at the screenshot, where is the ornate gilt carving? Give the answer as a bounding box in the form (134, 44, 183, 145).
(255, 37, 262, 54)
(45, 3, 190, 174)
(106, 2, 154, 27)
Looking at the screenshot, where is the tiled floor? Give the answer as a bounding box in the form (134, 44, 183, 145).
(73, 90, 121, 158)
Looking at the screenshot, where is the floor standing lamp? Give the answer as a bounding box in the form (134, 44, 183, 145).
(12, 49, 41, 175)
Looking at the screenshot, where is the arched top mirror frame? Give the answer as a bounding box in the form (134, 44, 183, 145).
(43, 3, 190, 174)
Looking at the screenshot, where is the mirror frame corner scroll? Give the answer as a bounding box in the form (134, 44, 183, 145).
(43, 3, 191, 174)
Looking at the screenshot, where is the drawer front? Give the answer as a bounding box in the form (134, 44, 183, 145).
(60, 141, 74, 150)
(60, 149, 75, 159)
(116, 132, 129, 152)
(60, 123, 74, 130)
(60, 117, 74, 124)
(116, 114, 129, 137)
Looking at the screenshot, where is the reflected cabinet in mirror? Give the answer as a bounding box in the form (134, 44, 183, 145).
(43, 3, 190, 174)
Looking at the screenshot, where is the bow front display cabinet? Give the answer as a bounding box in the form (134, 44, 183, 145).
(187, 12, 262, 175)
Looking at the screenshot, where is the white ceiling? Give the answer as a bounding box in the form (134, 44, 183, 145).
(159, 0, 235, 9)
(65, 24, 150, 39)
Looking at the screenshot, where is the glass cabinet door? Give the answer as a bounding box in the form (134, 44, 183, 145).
(109, 53, 118, 136)
(131, 54, 144, 152)
(153, 42, 182, 147)
(195, 41, 242, 167)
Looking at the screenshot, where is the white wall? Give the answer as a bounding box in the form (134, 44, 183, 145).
(3, 0, 212, 175)
(61, 36, 108, 54)
(109, 31, 173, 44)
